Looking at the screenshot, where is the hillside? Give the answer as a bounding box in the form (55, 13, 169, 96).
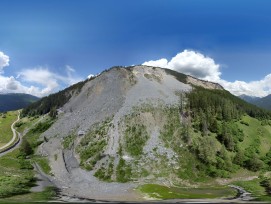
(0, 93, 39, 112)
(239, 94, 271, 111)
(5, 65, 271, 201)
(253, 95, 271, 110)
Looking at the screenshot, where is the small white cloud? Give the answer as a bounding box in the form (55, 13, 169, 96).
(143, 50, 221, 81)
(143, 58, 168, 68)
(64, 65, 82, 85)
(87, 74, 94, 79)
(0, 51, 9, 73)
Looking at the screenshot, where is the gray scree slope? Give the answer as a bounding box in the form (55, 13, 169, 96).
(38, 65, 221, 201)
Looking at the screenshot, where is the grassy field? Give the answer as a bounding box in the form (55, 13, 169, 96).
(0, 186, 57, 203)
(138, 184, 237, 200)
(0, 114, 57, 201)
(0, 111, 17, 148)
(238, 115, 271, 157)
(15, 115, 42, 134)
(32, 156, 51, 175)
(0, 149, 35, 198)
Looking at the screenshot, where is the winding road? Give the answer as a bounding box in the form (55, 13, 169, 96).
(0, 111, 21, 155)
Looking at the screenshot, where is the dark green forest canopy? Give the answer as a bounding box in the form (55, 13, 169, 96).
(187, 86, 271, 121)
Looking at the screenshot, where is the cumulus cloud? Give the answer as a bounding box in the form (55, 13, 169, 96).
(0, 51, 9, 73)
(142, 50, 271, 97)
(219, 75, 271, 97)
(143, 50, 221, 81)
(17, 66, 82, 96)
(0, 50, 83, 97)
(0, 75, 27, 94)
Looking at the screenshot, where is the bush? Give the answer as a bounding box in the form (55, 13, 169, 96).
(31, 120, 54, 133)
(245, 155, 264, 172)
(116, 158, 132, 182)
(0, 175, 35, 198)
(124, 124, 149, 156)
(240, 120, 249, 126)
(19, 139, 33, 157)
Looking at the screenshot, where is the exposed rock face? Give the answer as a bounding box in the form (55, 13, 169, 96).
(186, 75, 224, 90)
(38, 65, 223, 201)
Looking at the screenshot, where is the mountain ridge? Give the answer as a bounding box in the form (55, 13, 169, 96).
(18, 65, 271, 201)
(239, 94, 271, 110)
(0, 93, 39, 112)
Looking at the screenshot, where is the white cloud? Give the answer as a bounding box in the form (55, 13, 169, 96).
(17, 66, 83, 96)
(0, 51, 82, 97)
(219, 75, 271, 97)
(142, 50, 271, 97)
(143, 58, 168, 68)
(0, 51, 9, 73)
(87, 74, 94, 79)
(143, 50, 221, 81)
(0, 75, 27, 94)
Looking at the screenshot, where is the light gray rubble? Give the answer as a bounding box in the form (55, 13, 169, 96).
(37, 66, 208, 201)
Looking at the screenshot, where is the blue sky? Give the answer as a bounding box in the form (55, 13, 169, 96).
(1, 0, 271, 96)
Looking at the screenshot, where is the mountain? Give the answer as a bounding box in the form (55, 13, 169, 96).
(239, 94, 260, 103)
(0, 93, 39, 112)
(253, 94, 271, 110)
(239, 94, 271, 111)
(20, 66, 271, 201)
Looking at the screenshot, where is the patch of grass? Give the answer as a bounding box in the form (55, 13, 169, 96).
(116, 158, 132, 182)
(26, 186, 57, 201)
(33, 156, 51, 175)
(0, 115, 56, 200)
(30, 119, 54, 134)
(0, 186, 57, 202)
(94, 158, 114, 181)
(138, 184, 236, 199)
(22, 117, 54, 152)
(238, 115, 271, 157)
(0, 111, 17, 148)
(144, 73, 161, 83)
(0, 175, 35, 198)
(76, 118, 111, 169)
(124, 124, 149, 157)
(0, 150, 35, 199)
(62, 134, 75, 149)
(15, 115, 41, 133)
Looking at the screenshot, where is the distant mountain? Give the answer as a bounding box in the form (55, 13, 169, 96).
(239, 94, 271, 110)
(239, 94, 260, 103)
(253, 94, 271, 110)
(0, 93, 39, 112)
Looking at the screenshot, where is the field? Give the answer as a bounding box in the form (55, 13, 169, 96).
(0, 113, 56, 201)
(0, 112, 17, 148)
(138, 184, 237, 200)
